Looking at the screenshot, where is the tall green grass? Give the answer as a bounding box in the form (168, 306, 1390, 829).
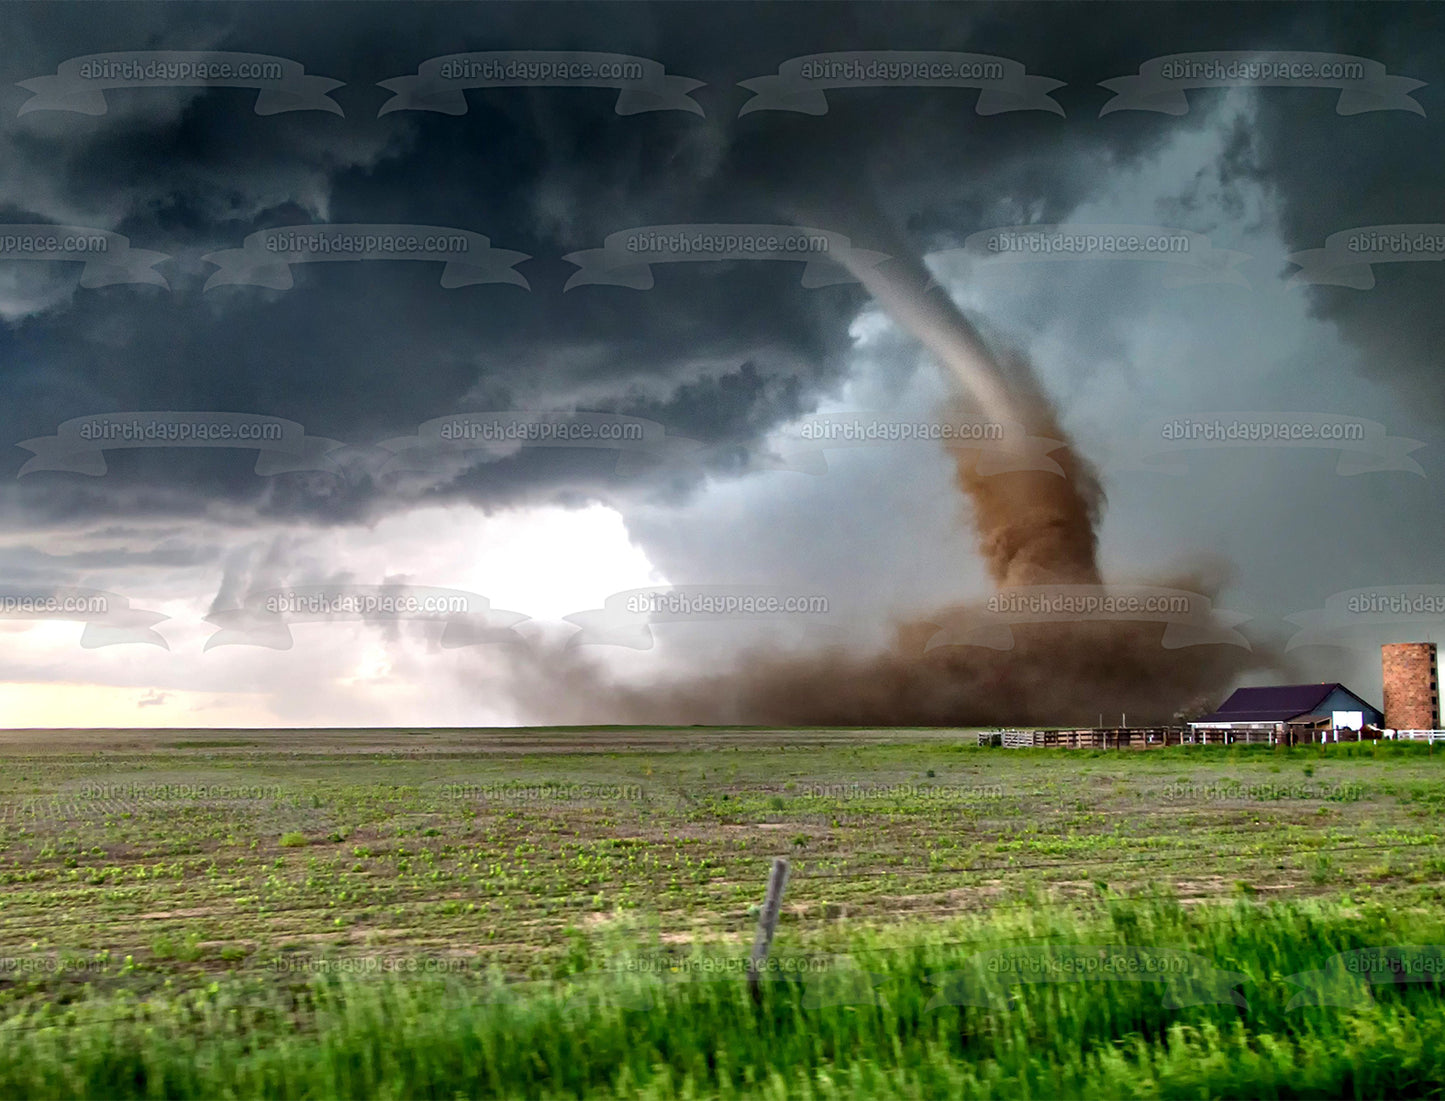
(4, 895, 1445, 1099)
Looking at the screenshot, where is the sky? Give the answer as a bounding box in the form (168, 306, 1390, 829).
(1, 1, 1442, 728)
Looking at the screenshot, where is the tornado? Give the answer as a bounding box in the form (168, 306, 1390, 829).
(822, 231, 1104, 588)
(495, 205, 1278, 726)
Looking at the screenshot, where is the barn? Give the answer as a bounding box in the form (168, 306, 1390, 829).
(1189, 683, 1383, 743)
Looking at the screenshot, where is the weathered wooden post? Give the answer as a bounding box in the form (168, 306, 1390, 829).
(749, 857, 791, 1005)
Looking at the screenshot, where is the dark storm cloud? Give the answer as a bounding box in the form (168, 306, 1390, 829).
(0, 0, 1432, 540)
(1235, 8, 1445, 411)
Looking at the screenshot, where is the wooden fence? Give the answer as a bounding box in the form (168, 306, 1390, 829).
(994, 725, 1385, 749)
(998, 727, 1183, 749)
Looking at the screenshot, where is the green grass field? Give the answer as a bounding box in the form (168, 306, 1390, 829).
(2, 729, 1444, 1098)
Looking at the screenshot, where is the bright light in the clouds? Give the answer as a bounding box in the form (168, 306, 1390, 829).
(349, 642, 393, 683)
(0, 501, 666, 728)
(419, 502, 667, 621)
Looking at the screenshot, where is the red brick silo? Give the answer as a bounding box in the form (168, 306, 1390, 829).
(1382, 643, 1440, 730)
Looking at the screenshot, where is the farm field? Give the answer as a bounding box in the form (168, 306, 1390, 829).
(3, 728, 1445, 1098)
(3, 728, 1445, 996)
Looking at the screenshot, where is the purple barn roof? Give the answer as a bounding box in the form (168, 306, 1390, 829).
(1195, 683, 1374, 724)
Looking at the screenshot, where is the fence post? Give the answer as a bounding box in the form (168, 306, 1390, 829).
(749, 857, 791, 1005)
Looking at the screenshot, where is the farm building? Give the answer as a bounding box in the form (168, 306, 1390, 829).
(1189, 683, 1382, 741)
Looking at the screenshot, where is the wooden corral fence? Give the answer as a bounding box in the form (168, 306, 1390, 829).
(994, 726, 1387, 749)
(998, 727, 1184, 749)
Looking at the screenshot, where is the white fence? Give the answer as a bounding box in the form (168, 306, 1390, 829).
(1386, 730, 1445, 743)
